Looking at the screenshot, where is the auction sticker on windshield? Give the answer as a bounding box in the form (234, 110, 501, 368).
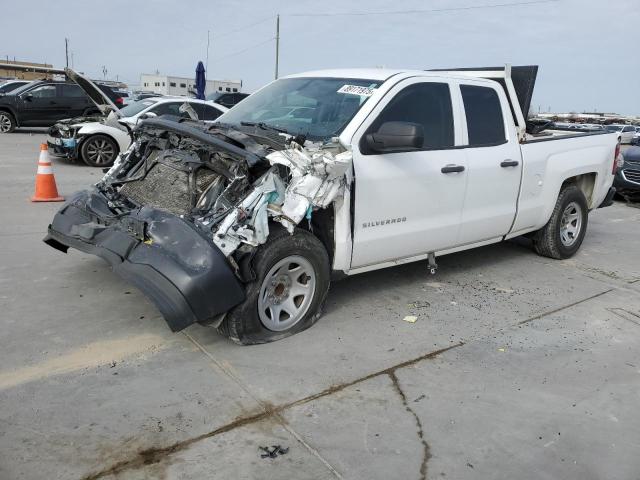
(337, 85, 377, 97)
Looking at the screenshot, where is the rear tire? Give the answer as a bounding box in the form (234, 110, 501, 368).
(0, 111, 16, 133)
(80, 134, 119, 167)
(218, 226, 330, 345)
(533, 184, 588, 259)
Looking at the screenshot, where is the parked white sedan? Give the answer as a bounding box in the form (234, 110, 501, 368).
(47, 71, 227, 167)
(604, 124, 636, 144)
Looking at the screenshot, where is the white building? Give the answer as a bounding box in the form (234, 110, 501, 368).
(140, 73, 242, 97)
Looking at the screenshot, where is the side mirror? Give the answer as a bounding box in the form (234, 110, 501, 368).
(138, 112, 157, 121)
(364, 121, 424, 153)
(23, 93, 33, 102)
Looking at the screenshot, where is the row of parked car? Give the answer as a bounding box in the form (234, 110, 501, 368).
(551, 121, 640, 144)
(0, 76, 250, 167)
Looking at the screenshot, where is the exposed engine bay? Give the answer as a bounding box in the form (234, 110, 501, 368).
(102, 117, 351, 258)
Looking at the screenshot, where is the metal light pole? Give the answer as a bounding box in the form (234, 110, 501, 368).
(65, 38, 69, 68)
(274, 14, 280, 79)
(206, 30, 210, 74)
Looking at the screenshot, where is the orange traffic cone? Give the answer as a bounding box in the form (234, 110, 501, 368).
(31, 143, 64, 202)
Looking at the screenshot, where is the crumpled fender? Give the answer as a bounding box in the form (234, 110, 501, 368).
(44, 190, 246, 331)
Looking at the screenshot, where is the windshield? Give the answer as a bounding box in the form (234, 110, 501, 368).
(605, 125, 622, 132)
(217, 77, 381, 140)
(119, 99, 157, 118)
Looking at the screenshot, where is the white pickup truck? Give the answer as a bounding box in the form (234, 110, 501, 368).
(45, 65, 619, 344)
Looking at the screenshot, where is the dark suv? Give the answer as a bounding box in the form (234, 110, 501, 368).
(0, 81, 122, 133)
(615, 146, 640, 201)
(205, 91, 249, 108)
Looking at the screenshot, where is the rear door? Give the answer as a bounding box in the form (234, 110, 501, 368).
(350, 78, 468, 268)
(456, 82, 522, 244)
(60, 84, 91, 117)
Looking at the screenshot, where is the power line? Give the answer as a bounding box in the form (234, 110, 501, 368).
(212, 15, 275, 39)
(286, 0, 558, 17)
(210, 37, 274, 63)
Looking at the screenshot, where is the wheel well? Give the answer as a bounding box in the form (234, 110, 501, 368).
(298, 204, 335, 266)
(561, 173, 596, 207)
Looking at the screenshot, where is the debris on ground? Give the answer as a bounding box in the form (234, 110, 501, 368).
(494, 287, 515, 294)
(259, 445, 289, 459)
(408, 300, 431, 309)
(403, 315, 418, 323)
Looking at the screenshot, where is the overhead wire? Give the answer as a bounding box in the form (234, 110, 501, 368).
(285, 0, 559, 17)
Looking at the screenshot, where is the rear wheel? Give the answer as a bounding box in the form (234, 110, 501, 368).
(218, 227, 330, 345)
(0, 111, 16, 133)
(533, 184, 588, 259)
(80, 134, 119, 167)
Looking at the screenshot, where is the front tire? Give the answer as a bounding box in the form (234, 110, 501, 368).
(80, 134, 119, 167)
(0, 111, 16, 133)
(533, 184, 588, 259)
(218, 227, 330, 345)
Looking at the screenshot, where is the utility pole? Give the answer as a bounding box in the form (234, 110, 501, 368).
(65, 38, 69, 68)
(274, 14, 280, 79)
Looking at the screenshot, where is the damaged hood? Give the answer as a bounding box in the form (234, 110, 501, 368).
(65, 68, 121, 116)
(53, 115, 105, 127)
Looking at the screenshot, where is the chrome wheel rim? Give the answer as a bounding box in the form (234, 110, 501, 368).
(85, 138, 115, 165)
(560, 201, 582, 247)
(258, 255, 316, 332)
(0, 114, 11, 133)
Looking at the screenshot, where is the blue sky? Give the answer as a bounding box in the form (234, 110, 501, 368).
(2, 0, 639, 114)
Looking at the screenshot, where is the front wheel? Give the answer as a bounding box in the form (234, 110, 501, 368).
(0, 111, 16, 133)
(533, 184, 588, 259)
(218, 227, 330, 345)
(80, 134, 119, 167)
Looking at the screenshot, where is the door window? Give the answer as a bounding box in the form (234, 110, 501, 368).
(149, 102, 183, 116)
(61, 84, 86, 97)
(460, 85, 506, 146)
(29, 85, 56, 98)
(364, 82, 454, 152)
(198, 105, 223, 121)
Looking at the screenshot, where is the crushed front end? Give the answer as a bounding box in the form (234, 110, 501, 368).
(47, 116, 104, 158)
(44, 117, 351, 331)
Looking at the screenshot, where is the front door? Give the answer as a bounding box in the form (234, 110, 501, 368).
(20, 84, 60, 125)
(350, 79, 468, 269)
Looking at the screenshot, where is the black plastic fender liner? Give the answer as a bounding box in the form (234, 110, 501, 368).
(44, 189, 246, 332)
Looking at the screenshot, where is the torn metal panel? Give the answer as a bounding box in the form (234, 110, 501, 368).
(265, 142, 352, 233)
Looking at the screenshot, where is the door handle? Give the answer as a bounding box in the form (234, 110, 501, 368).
(500, 159, 519, 167)
(441, 164, 465, 174)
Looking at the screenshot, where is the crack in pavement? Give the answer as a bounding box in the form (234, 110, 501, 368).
(518, 288, 614, 325)
(388, 371, 430, 480)
(80, 342, 464, 480)
(184, 331, 344, 479)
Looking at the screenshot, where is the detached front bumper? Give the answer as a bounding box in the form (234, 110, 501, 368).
(47, 135, 78, 158)
(44, 190, 246, 331)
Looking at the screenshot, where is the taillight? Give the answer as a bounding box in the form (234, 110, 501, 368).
(612, 142, 622, 174)
(115, 97, 124, 105)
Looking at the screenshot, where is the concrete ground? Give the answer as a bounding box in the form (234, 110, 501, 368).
(1, 131, 639, 480)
